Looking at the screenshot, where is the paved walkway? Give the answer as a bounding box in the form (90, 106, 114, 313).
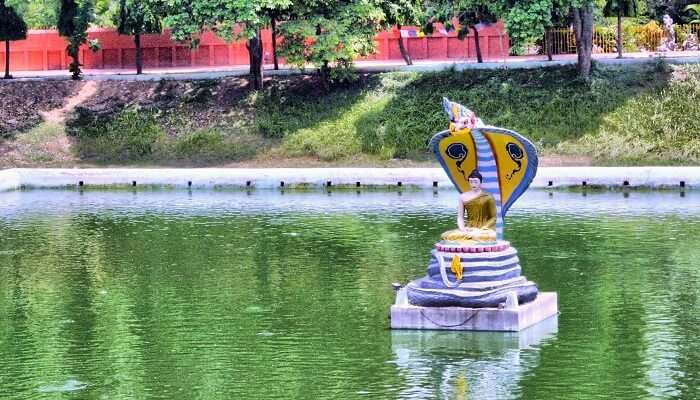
(7, 51, 700, 81)
(1, 167, 698, 192)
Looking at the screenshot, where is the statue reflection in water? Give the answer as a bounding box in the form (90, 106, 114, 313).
(391, 316, 558, 399)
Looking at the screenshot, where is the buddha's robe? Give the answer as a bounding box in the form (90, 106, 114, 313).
(441, 191, 497, 243)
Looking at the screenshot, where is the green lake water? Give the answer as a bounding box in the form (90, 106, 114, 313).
(1, 189, 699, 400)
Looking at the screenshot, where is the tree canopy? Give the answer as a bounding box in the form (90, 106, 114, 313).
(0, 0, 27, 42)
(279, 0, 385, 86)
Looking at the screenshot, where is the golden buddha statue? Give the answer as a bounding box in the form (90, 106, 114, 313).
(441, 170, 497, 244)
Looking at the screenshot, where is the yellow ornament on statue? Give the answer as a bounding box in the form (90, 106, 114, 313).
(451, 255, 463, 280)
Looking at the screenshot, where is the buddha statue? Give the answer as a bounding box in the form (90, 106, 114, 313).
(394, 98, 543, 310)
(441, 170, 497, 244)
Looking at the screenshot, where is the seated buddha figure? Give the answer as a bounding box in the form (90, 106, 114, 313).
(441, 170, 497, 244)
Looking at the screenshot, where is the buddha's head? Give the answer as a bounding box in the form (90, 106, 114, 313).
(468, 170, 483, 191)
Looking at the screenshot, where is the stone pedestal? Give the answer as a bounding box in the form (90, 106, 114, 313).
(390, 291, 558, 332)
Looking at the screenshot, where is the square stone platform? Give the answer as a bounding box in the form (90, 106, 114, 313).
(390, 292, 558, 332)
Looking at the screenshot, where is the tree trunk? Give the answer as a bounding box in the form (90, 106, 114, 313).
(573, 5, 594, 78)
(271, 18, 279, 70)
(616, 10, 623, 59)
(4, 41, 11, 79)
(396, 24, 413, 65)
(248, 30, 264, 90)
(319, 61, 331, 91)
(546, 29, 553, 61)
(68, 47, 81, 80)
(473, 27, 483, 63)
(135, 33, 143, 74)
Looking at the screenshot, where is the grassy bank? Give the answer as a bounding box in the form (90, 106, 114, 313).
(2, 62, 700, 167)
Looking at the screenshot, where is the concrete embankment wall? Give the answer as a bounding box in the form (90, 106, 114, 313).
(0, 169, 21, 192)
(1, 167, 698, 192)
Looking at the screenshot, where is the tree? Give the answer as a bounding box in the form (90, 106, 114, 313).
(685, 4, 700, 23)
(279, 0, 384, 88)
(646, 0, 695, 22)
(166, 0, 291, 90)
(94, 0, 119, 27)
(0, 0, 27, 79)
(6, 0, 59, 29)
(117, 0, 162, 74)
(604, 0, 637, 58)
(502, 0, 568, 60)
(424, 0, 499, 63)
(378, 0, 425, 65)
(58, 0, 94, 80)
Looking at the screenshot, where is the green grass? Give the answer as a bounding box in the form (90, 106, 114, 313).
(75, 110, 265, 165)
(252, 62, 698, 164)
(172, 128, 262, 164)
(70, 62, 700, 165)
(10, 122, 68, 165)
(561, 64, 700, 165)
(76, 110, 166, 162)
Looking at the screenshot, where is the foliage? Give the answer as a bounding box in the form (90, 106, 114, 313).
(379, 0, 424, 27)
(685, 4, 700, 23)
(74, 108, 261, 163)
(165, 0, 290, 47)
(603, 0, 638, 17)
(172, 128, 257, 162)
(594, 26, 616, 51)
(58, 0, 94, 80)
(6, 0, 117, 28)
(569, 64, 700, 164)
(423, 0, 502, 63)
(377, 0, 425, 65)
(87, 37, 101, 51)
(94, 0, 118, 27)
(5, 0, 59, 29)
(0, 0, 28, 79)
(117, 0, 162, 36)
(252, 64, 690, 163)
(504, 0, 567, 54)
(674, 22, 690, 44)
(76, 109, 166, 161)
(280, 92, 383, 160)
(646, 0, 696, 22)
(633, 20, 663, 49)
(117, 0, 163, 74)
(622, 18, 642, 51)
(0, 1, 27, 42)
(279, 0, 384, 88)
(164, 0, 292, 89)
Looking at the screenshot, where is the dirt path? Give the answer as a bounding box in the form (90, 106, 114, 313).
(1, 82, 99, 167)
(39, 81, 98, 124)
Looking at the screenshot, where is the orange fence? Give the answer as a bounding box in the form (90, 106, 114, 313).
(544, 23, 700, 55)
(0, 23, 510, 73)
